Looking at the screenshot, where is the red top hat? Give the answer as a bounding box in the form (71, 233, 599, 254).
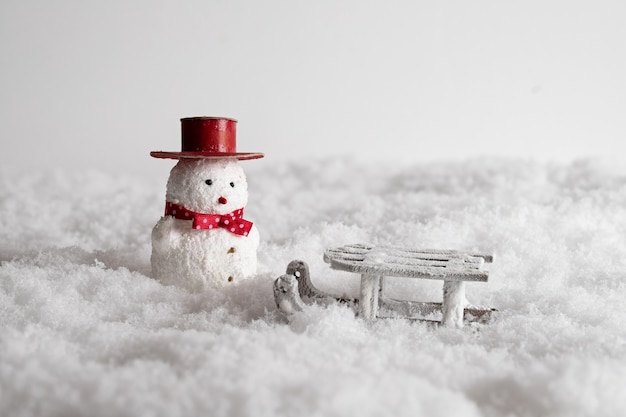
(150, 117, 264, 160)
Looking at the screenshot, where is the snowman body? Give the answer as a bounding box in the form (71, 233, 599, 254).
(151, 158, 259, 291)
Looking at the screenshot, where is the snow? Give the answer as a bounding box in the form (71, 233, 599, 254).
(2, 157, 626, 417)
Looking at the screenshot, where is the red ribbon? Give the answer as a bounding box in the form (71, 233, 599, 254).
(164, 202, 253, 236)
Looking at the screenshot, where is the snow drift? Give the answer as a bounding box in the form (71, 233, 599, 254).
(1, 157, 626, 417)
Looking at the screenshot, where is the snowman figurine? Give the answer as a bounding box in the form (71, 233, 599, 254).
(150, 117, 263, 291)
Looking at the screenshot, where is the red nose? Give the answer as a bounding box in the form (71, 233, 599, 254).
(218, 196, 228, 204)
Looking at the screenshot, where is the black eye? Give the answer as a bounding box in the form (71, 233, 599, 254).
(205, 179, 213, 186)
(230, 182, 235, 188)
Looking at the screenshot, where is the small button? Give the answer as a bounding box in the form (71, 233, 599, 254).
(227, 276, 234, 282)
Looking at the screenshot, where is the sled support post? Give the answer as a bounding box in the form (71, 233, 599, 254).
(442, 281, 465, 328)
(359, 274, 381, 321)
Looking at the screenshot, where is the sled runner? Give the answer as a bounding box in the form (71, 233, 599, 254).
(273, 244, 495, 328)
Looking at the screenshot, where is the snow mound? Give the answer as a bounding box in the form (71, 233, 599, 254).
(2, 157, 626, 417)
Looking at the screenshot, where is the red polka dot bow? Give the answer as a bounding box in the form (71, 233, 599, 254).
(164, 202, 253, 236)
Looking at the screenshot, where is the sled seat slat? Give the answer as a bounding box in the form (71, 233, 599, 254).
(324, 243, 492, 282)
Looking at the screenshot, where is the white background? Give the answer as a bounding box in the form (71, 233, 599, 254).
(1, 0, 624, 178)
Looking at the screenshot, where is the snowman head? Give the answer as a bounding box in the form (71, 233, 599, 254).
(166, 158, 249, 215)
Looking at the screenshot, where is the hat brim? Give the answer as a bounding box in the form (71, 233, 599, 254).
(150, 151, 264, 160)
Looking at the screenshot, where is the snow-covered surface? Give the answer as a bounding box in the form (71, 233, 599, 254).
(1, 157, 626, 417)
